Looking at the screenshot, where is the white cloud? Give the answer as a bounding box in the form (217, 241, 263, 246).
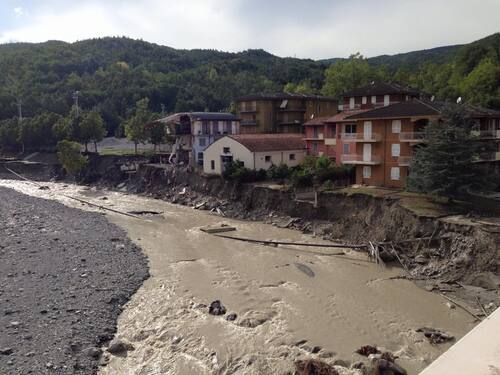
(13, 7, 23, 16)
(1, 0, 499, 59)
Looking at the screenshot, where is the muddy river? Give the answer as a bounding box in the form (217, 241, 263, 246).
(0, 180, 477, 374)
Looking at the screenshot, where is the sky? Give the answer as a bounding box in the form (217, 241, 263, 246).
(0, 0, 499, 60)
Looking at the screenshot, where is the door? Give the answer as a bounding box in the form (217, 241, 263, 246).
(364, 121, 372, 140)
(363, 143, 371, 162)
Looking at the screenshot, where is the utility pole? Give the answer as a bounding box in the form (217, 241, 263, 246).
(72, 90, 80, 117)
(161, 103, 165, 117)
(16, 98, 23, 124)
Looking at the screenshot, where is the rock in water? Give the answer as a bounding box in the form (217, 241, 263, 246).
(107, 339, 135, 355)
(294, 263, 315, 277)
(208, 300, 227, 316)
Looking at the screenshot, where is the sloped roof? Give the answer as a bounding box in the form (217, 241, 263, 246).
(228, 134, 305, 152)
(158, 112, 238, 123)
(236, 92, 337, 102)
(342, 82, 420, 97)
(465, 104, 500, 118)
(303, 116, 331, 126)
(325, 109, 371, 123)
(345, 99, 441, 120)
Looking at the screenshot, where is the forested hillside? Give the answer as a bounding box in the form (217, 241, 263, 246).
(0, 33, 498, 151)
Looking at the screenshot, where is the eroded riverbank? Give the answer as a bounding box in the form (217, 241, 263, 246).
(0, 180, 480, 374)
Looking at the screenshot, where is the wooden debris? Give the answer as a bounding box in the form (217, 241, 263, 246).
(200, 224, 236, 234)
(439, 293, 482, 321)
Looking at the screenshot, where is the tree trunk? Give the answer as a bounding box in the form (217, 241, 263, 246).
(154, 144, 157, 153)
(135, 142, 138, 154)
(94, 141, 97, 153)
(84, 142, 88, 153)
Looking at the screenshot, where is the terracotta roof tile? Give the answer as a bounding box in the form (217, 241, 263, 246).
(229, 134, 305, 152)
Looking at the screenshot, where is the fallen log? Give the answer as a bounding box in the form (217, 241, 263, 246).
(439, 293, 482, 321)
(214, 233, 365, 249)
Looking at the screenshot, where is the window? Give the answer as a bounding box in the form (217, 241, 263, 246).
(384, 95, 390, 106)
(345, 124, 357, 133)
(313, 127, 319, 137)
(349, 97, 355, 109)
(312, 142, 318, 153)
(210, 160, 215, 170)
(392, 120, 401, 133)
(265, 155, 272, 162)
(197, 152, 204, 165)
(289, 153, 296, 160)
(223, 147, 230, 153)
(390, 167, 400, 180)
(371, 96, 376, 104)
(391, 143, 400, 157)
(362, 96, 367, 104)
(363, 166, 371, 178)
(202, 121, 209, 134)
(199, 137, 206, 147)
(223, 122, 230, 134)
(343, 144, 349, 154)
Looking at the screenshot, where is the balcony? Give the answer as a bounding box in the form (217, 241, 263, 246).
(241, 120, 258, 126)
(341, 132, 381, 143)
(398, 156, 413, 166)
(476, 152, 500, 162)
(340, 154, 381, 165)
(399, 132, 425, 143)
(239, 107, 257, 113)
(324, 137, 337, 146)
(304, 133, 324, 141)
(475, 130, 500, 139)
(278, 107, 306, 112)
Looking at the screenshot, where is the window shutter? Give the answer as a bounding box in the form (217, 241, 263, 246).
(391, 144, 400, 157)
(392, 120, 401, 133)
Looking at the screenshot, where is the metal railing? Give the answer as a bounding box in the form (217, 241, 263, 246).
(399, 132, 425, 142)
(340, 154, 382, 164)
(398, 156, 413, 166)
(340, 132, 381, 142)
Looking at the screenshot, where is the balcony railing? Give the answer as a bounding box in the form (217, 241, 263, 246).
(239, 107, 257, 113)
(340, 154, 381, 165)
(476, 152, 500, 162)
(399, 132, 425, 142)
(341, 132, 381, 142)
(241, 120, 258, 126)
(304, 134, 324, 141)
(473, 130, 500, 139)
(398, 156, 413, 166)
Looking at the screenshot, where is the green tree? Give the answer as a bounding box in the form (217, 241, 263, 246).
(80, 110, 106, 152)
(125, 98, 152, 154)
(407, 104, 495, 199)
(57, 140, 88, 176)
(460, 58, 500, 107)
(321, 53, 375, 97)
(147, 120, 166, 152)
(0, 117, 21, 151)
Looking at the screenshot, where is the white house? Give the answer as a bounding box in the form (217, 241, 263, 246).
(203, 134, 305, 175)
(157, 112, 240, 166)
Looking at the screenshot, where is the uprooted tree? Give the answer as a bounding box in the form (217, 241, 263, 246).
(57, 140, 88, 176)
(407, 104, 497, 199)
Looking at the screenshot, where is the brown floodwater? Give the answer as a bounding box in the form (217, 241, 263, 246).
(0, 180, 477, 375)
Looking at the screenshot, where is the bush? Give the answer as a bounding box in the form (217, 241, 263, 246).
(57, 140, 88, 175)
(267, 163, 292, 181)
(291, 168, 314, 187)
(222, 161, 266, 183)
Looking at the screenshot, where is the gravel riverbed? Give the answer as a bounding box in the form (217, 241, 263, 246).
(0, 186, 149, 374)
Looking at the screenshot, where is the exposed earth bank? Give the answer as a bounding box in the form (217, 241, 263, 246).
(0, 187, 149, 375)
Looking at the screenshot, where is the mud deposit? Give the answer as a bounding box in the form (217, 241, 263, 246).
(0, 186, 148, 374)
(0, 180, 480, 375)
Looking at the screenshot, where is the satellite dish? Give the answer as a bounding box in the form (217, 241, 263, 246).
(456, 97, 462, 104)
(310, 114, 314, 119)
(430, 95, 435, 102)
(371, 81, 375, 85)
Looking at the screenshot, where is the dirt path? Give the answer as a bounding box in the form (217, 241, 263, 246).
(0, 180, 478, 374)
(0, 186, 148, 375)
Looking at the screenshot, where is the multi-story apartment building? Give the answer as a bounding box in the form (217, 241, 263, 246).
(304, 109, 368, 162)
(304, 82, 422, 162)
(158, 112, 240, 166)
(340, 100, 500, 188)
(235, 93, 338, 134)
(340, 82, 421, 111)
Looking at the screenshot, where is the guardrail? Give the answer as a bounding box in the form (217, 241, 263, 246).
(340, 133, 381, 142)
(399, 132, 425, 142)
